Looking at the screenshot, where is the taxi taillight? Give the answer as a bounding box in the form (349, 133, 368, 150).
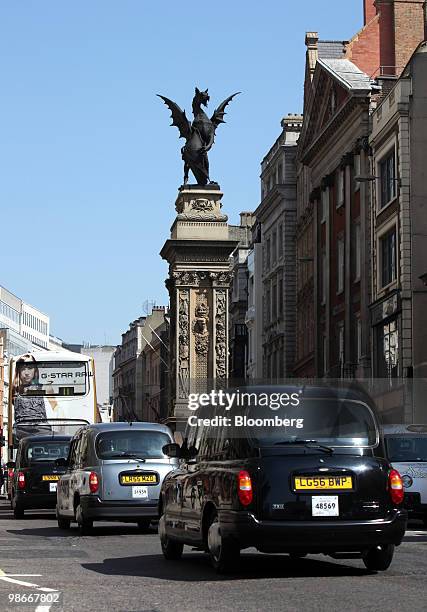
(237, 470, 253, 506)
(388, 469, 404, 505)
(17, 472, 26, 490)
(89, 472, 99, 493)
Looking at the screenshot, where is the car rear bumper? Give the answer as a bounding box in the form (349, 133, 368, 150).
(219, 509, 408, 553)
(403, 493, 427, 517)
(16, 492, 57, 510)
(80, 495, 159, 521)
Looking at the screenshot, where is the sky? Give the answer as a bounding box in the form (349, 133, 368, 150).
(0, 1, 362, 346)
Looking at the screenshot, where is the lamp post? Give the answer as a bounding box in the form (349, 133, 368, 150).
(354, 175, 402, 187)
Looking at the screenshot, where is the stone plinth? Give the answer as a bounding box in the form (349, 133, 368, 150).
(160, 185, 238, 428)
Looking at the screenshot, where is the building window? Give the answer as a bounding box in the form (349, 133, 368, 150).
(356, 317, 362, 363)
(272, 231, 277, 263)
(336, 168, 344, 208)
(354, 222, 361, 281)
(278, 223, 283, 256)
(278, 278, 283, 317)
(321, 250, 327, 304)
(266, 288, 271, 324)
(322, 335, 327, 376)
(321, 188, 328, 223)
(277, 163, 283, 184)
(376, 318, 399, 378)
(380, 227, 397, 288)
(354, 155, 361, 191)
(272, 283, 277, 320)
(266, 238, 271, 270)
(379, 149, 396, 208)
(338, 322, 345, 367)
(337, 235, 344, 294)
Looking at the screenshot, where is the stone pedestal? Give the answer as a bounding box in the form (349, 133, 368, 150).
(160, 185, 238, 428)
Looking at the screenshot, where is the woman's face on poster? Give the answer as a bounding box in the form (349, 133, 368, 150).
(19, 363, 36, 385)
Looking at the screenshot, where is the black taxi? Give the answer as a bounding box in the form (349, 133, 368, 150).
(159, 385, 407, 573)
(9, 434, 71, 519)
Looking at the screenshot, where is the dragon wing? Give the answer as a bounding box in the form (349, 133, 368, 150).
(210, 92, 241, 127)
(157, 94, 191, 140)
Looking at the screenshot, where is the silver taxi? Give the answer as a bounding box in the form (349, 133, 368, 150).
(383, 424, 427, 525)
(56, 422, 178, 534)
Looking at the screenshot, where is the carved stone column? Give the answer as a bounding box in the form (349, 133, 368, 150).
(160, 185, 237, 428)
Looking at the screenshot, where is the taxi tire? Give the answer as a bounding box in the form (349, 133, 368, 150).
(13, 504, 24, 520)
(161, 535, 184, 560)
(362, 544, 395, 571)
(137, 519, 151, 532)
(76, 503, 93, 536)
(207, 514, 240, 574)
(57, 517, 71, 530)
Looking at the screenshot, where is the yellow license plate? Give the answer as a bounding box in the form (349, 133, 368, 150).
(294, 476, 353, 490)
(120, 474, 158, 485)
(42, 475, 60, 481)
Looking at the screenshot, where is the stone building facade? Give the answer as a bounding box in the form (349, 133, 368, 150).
(254, 115, 302, 381)
(245, 227, 263, 381)
(141, 311, 169, 423)
(113, 307, 167, 421)
(228, 212, 254, 381)
(369, 42, 427, 422)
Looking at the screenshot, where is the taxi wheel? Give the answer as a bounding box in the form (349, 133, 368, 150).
(363, 544, 395, 571)
(57, 517, 71, 530)
(207, 514, 240, 573)
(137, 519, 151, 532)
(13, 504, 24, 520)
(161, 535, 184, 560)
(76, 504, 93, 536)
(159, 514, 183, 560)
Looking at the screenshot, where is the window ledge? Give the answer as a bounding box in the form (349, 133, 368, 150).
(377, 195, 398, 216)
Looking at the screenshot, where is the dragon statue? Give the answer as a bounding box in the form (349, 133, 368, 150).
(157, 87, 240, 186)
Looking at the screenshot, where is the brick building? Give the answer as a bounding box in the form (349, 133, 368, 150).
(295, 0, 427, 382)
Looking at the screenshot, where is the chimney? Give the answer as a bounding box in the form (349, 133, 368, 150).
(364, 0, 377, 24)
(376, 0, 425, 76)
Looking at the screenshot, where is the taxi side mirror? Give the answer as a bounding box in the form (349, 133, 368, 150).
(162, 443, 181, 458)
(54, 458, 68, 467)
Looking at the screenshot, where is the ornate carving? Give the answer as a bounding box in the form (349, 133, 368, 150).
(192, 198, 214, 211)
(172, 271, 210, 286)
(178, 290, 190, 398)
(209, 271, 233, 286)
(215, 289, 227, 381)
(193, 300, 209, 356)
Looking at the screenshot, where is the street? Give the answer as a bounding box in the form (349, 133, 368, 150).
(0, 500, 426, 612)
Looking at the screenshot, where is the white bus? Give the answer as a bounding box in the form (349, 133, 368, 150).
(7, 350, 98, 461)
